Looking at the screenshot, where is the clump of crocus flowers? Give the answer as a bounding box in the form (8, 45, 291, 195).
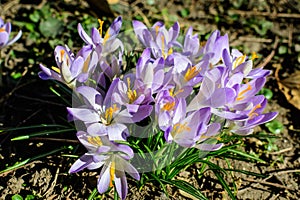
(39, 16, 277, 199)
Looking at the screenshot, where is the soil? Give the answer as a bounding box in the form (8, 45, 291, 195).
(0, 0, 300, 199)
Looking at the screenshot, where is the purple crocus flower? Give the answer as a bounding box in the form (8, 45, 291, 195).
(195, 123, 223, 151)
(135, 48, 166, 94)
(69, 131, 139, 200)
(172, 54, 211, 89)
(0, 17, 22, 49)
(182, 26, 201, 63)
(97, 154, 140, 200)
(187, 67, 236, 113)
(77, 16, 123, 58)
(132, 20, 181, 59)
(39, 44, 98, 89)
(67, 80, 133, 141)
(229, 95, 277, 135)
(112, 73, 153, 120)
(200, 30, 229, 65)
(164, 98, 213, 148)
(222, 48, 271, 79)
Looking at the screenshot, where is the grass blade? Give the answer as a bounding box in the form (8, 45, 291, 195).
(162, 179, 208, 200)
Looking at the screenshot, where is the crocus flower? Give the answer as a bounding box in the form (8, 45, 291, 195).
(113, 73, 153, 117)
(164, 98, 213, 148)
(182, 26, 201, 63)
(222, 48, 271, 79)
(97, 154, 140, 200)
(195, 122, 223, 151)
(229, 95, 277, 135)
(187, 67, 236, 113)
(132, 20, 181, 59)
(67, 80, 133, 141)
(69, 131, 139, 200)
(0, 17, 22, 49)
(135, 48, 166, 94)
(78, 16, 124, 58)
(39, 44, 98, 89)
(200, 30, 229, 65)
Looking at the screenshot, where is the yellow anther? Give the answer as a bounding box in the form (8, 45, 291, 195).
(232, 54, 246, 69)
(51, 66, 61, 74)
(109, 161, 115, 187)
(59, 50, 65, 63)
(126, 78, 137, 103)
(82, 54, 91, 73)
(0, 27, 5, 32)
(87, 136, 103, 146)
(161, 35, 166, 59)
(103, 27, 110, 45)
(248, 104, 262, 119)
(155, 25, 160, 36)
(168, 48, 173, 56)
(169, 88, 184, 97)
(171, 122, 191, 138)
(251, 51, 259, 60)
(98, 19, 104, 37)
(236, 83, 252, 101)
(103, 104, 119, 125)
(162, 101, 175, 111)
(184, 66, 201, 82)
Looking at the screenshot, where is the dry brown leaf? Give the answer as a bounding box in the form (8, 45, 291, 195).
(275, 65, 300, 110)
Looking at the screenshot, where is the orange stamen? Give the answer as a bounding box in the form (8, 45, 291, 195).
(248, 104, 262, 119)
(236, 83, 252, 101)
(162, 101, 175, 111)
(87, 136, 103, 146)
(171, 122, 191, 138)
(126, 77, 137, 103)
(109, 161, 115, 187)
(233, 54, 246, 69)
(98, 19, 104, 37)
(184, 66, 202, 81)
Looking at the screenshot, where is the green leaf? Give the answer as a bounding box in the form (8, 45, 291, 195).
(11, 128, 75, 141)
(227, 149, 266, 163)
(88, 188, 98, 200)
(259, 88, 273, 100)
(265, 120, 284, 134)
(12, 194, 23, 200)
(0, 159, 30, 174)
(39, 17, 64, 38)
(162, 179, 208, 200)
(11, 72, 22, 79)
(29, 10, 41, 23)
(25, 23, 36, 32)
(212, 169, 236, 200)
(25, 194, 35, 200)
(180, 9, 190, 18)
(278, 45, 288, 55)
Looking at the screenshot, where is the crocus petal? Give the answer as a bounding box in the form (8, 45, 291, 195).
(0, 32, 9, 47)
(69, 154, 93, 173)
(107, 123, 127, 141)
(76, 86, 102, 108)
(67, 107, 99, 123)
(98, 165, 111, 194)
(114, 170, 127, 200)
(196, 143, 223, 151)
(78, 23, 94, 45)
(87, 123, 107, 136)
(6, 30, 22, 46)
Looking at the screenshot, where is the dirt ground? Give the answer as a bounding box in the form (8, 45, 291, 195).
(0, 0, 300, 199)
